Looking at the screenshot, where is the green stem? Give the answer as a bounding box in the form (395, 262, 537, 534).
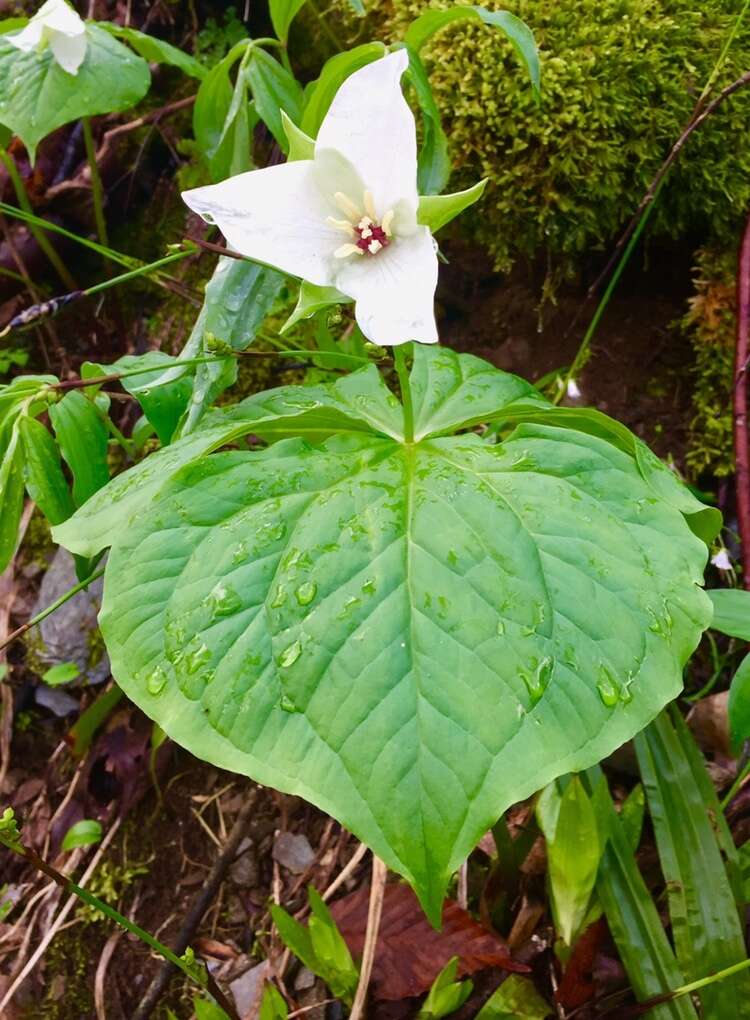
(668, 956, 750, 1001)
(0, 566, 105, 653)
(394, 344, 415, 442)
(81, 117, 109, 249)
(0, 201, 139, 269)
(720, 755, 750, 810)
(560, 182, 662, 399)
(83, 247, 195, 298)
(3, 838, 238, 1019)
(699, 0, 750, 102)
(0, 148, 77, 291)
(306, 0, 344, 51)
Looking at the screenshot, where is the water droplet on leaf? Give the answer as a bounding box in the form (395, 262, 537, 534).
(279, 639, 302, 667)
(295, 581, 317, 605)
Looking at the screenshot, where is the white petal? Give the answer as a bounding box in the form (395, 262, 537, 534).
(333, 226, 438, 346)
(49, 27, 86, 73)
(6, 20, 45, 53)
(37, 0, 86, 36)
(315, 50, 418, 224)
(182, 162, 345, 288)
(711, 549, 732, 571)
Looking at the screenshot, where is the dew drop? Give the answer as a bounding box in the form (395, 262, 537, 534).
(279, 639, 302, 667)
(596, 665, 620, 707)
(279, 694, 297, 713)
(496, 619, 505, 636)
(295, 581, 317, 606)
(210, 582, 242, 617)
(270, 585, 287, 608)
(147, 665, 168, 696)
(184, 642, 211, 675)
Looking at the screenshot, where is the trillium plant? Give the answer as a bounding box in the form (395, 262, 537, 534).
(0, 4, 719, 929)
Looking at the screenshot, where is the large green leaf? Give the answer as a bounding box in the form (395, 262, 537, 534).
(706, 587, 750, 640)
(56, 348, 711, 921)
(48, 390, 109, 507)
(245, 47, 304, 151)
(0, 24, 150, 162)
(0, 423, 25, 572)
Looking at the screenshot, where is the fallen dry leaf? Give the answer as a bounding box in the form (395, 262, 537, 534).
(330, 882, 528, 1001)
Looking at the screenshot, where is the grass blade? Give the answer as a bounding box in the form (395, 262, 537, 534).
(634, 713, 750, 1017)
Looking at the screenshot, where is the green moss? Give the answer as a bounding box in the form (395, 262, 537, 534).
(29, 926, 92, 1019)
(681, 246, 737, 479)
(76, 859, 150, 925)
(366, 0, 750, 273)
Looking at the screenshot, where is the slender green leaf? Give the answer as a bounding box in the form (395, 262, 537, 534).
(474, 974, 551, 1019)
(194, 999, 231, 1020)
(404, 5, 540, 99)
(300, 42, 387, 136)
(245, 47, 304, 150)
(634, 713, 750, 1017)
(99, 23, 206, 79)
(270, 0, 309, 43)
(589, 768, 699, 1020)
(270, 903, 318, 973)
(536, 777, 601, 946)
(193, 43, 254, 181)
(18, 415, 74, 525)
(61, 819, 102, 851)
(307, 888, 359, 1003)
(417, 958, 472, 1019)
(418, 180, 487, 233)
(68, 347, 711, 920)
(68, 684, 124, 758)
(97, 353, 193, 446)
(0, 424, 25, 572)
(49, 391, 109, 507)
(729, 652, 750, 752)
(259, 983, 288, 1020)
(0, 25, 150, 162)
(404, 47, 451, 196)
(707, 588, 750, 640)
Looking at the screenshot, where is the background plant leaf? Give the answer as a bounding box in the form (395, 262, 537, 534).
(0, 24, 150, 162)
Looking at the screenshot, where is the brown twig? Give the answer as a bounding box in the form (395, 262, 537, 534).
(45, 96, 197, 201)
(349, 855, 387, 1020)
(131, 787, 259, 1020)
(736, 211, 750, 591)
(185, 235, 253, 262)
(568, 69, 750, 339)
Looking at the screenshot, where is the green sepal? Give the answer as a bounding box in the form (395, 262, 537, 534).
(281, 109, 315, 161)
(281, 280, 350, 333)
(418, 179, 487, 233)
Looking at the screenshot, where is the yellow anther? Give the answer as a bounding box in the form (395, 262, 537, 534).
(334, 243, 364, 259)
(364, 190, 377, 220)
(334, 192, 361, 220)
(367, 239, 383, 255)
(327, 216, 355, 236)
(381, 209, 395, 237)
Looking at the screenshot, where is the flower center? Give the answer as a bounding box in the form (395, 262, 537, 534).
(328, 190, 394, 259)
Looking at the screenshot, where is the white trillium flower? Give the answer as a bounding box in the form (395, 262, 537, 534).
(711, 548, 732, 571)
(7, 0, 87, 75)
(182, 49, 439, 347)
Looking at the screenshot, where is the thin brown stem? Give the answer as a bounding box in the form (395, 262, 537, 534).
(349, 855, 387, 1020)
(735, 211, 750, 590)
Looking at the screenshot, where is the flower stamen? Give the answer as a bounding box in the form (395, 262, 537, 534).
(334, 192, 362, 220)
(330, 191, 395, 259)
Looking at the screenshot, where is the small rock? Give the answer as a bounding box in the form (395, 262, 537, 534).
(272, 831, 315, 875)
(294, 967, 316, 991)
(34, 685, 79, 717)
(29, 548, 109, 686)
(230, 838, 259, 888)
(230, 959, 269, 1019)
